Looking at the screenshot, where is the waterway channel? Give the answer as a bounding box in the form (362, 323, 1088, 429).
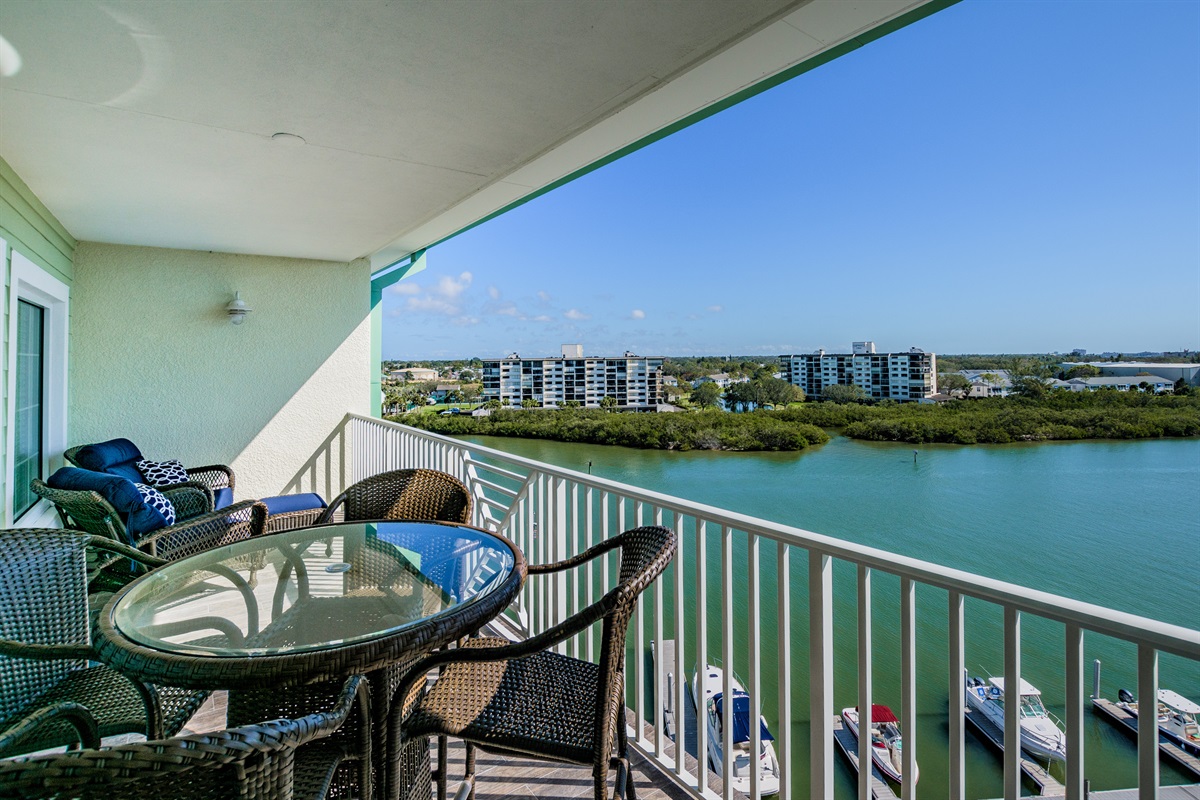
(461, 433, 1200, 798)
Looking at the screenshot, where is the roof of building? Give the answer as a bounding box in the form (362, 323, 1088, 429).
(1061, 362, 1199, 370)
(1069, 375, 1172, 386)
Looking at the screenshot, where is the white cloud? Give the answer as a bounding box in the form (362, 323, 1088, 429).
(487, 285, 501, 299)
(452, 316, 480, 327)
(391, 282, 421, 296)
(495, 304, 521, 317)
(532, 314, 552, 323)
(564, 308, 590, 321)
(406, 296, 459, 315)
(435, 271, 472, 299)
(537, 291, 551, 303)
(630, 309, 646, 320)
(707, 305, 723, 313)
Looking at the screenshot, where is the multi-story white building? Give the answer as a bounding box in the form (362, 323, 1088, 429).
(482, 346, 663, 410)
(781, 345, 937, 401)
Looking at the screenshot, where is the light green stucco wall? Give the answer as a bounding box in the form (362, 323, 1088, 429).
(71, 243, 370, 500)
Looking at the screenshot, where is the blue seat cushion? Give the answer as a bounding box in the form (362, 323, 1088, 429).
(260, 493, 326, 516)
(213, 486, 235, 510)
(72, 438, 145, 485)
(47, 467, 169, 544)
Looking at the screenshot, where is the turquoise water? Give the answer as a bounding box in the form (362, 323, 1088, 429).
(463, 433, 1200, 797)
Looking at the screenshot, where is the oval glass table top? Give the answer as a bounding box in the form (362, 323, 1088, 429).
(111, 520, 516, 657)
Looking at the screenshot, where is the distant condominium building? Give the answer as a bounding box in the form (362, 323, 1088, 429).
(482, 345, 664, 409)
(780, 343, 938, 401)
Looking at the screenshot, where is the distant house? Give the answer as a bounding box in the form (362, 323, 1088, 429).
(1067, 375, 1173, 393)
(662, 375, 679, 387)
(389, 367, 439, 382)
(960, 370, 1012, 398)
(694, 372, 745, 389)
(429, 383, 461, 401)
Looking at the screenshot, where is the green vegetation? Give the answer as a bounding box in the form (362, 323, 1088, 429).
(398, 408, 829, 451)
(774, 391, 1200, 443)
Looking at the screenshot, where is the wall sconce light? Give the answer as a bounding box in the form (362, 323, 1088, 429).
(225, 291, 253, 324)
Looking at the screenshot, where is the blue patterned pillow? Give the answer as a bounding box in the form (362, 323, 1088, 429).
(134, 482, 176, 526)
(136, 458, 189, 487)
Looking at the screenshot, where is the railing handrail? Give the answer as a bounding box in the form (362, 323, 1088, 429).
(347, 413, 1200, 660)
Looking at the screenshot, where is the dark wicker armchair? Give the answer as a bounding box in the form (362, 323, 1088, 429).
(0, 674, 369, 800)
(316, 469, 471, 525)
(30, 478, 267, 564)
(0, 529, 209, 758)
(391, 525, 675, 800)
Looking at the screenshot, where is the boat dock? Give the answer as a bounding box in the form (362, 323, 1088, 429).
(651, 640, 746, 800)
(964, 707, 1066, 796)
(1092, 698, 1200, 780)
(831, 714, 899, 800)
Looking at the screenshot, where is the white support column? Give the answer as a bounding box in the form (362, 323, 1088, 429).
(722, 525, 735, 799)
(695, 521, 710, 796)
(809, 551, 833, 800)
(673, 512, 688, 780)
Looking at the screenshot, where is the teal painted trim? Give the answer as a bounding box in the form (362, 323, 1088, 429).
(374, 0, 960, 271)
(369, 250, 427, 414)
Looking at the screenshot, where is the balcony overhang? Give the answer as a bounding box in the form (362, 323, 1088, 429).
(0, 0, 951, 269)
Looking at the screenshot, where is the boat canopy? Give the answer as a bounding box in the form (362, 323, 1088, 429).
(713, 691, 774, 744)
(856, 705, 898, 724)
(1158, 690, 1200, 715)
(988, 677, 1039, 696)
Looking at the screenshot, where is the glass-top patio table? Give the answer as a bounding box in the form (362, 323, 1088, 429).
(95, 520, 526, 800)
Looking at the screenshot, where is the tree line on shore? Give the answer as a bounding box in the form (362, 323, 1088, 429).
(396, 389, 1200, 450)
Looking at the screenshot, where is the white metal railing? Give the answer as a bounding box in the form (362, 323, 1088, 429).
(289, 414, 1200, 800)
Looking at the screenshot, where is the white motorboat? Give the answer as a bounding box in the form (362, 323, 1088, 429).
(965, 674, 1067, 762)
(842, 704, 918, 785)
(692, 664, 780, 796)
(1117, 688, 1200, 755)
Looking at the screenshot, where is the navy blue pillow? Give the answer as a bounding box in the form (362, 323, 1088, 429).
(47, 467, 170, 543)
(72, 439, 144, 484)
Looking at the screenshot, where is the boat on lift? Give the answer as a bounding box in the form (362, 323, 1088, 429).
(1116, 688, 1200, 755)
(692, 664, 781, 796)
(965, 673, 1067, 762)
(842, 704, 918, 785)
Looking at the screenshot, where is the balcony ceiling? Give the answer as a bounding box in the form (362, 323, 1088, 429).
(0, 1, 939, 268)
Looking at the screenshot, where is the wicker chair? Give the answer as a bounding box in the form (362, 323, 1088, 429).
(316, 469, 471, 525)
(391, 525, 675, 800)
(65, 439, 236, 507)
(0, 529, 209, 758)
(0, 674, 369, 800)
(30, 478, 267, 565)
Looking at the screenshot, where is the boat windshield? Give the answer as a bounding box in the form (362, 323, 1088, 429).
(1020, 694, 1047, 718)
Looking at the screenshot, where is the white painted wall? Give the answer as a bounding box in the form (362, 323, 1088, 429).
(71, 243, 370, 501)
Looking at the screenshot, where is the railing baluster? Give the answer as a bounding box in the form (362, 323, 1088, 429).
(949, 591, 965, 800)
(1003, 607, 1020, 800)
(553, 476, 568, 655)
(1137, 644, 1159, 800)
(858, 565, 872, 800)
(570, 482, 580, 658)
(585, 485, 595, 664)
(634, 501, 646, 746)
(809, 550, 832, 800)
(654, 506, 665, 760)
(695, 520, 709, 796)
(748, 531, 761, 800)
(673, 511, 688, 781)
(1065, 622, 1084, 800)
(721, 525, 734, 800)
(901, 577, 916, 800)
(777, 542, 791, 800)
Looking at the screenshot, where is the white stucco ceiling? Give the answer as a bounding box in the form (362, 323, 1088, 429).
(0, 0, 942, 268)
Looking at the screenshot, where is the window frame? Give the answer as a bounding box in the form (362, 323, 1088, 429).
(4, 242, 69, 527)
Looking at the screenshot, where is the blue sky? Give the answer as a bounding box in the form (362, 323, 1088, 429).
(383, 0, 1200, 361)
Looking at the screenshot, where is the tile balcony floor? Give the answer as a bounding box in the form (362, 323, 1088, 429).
(183, 693, 721, 800)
